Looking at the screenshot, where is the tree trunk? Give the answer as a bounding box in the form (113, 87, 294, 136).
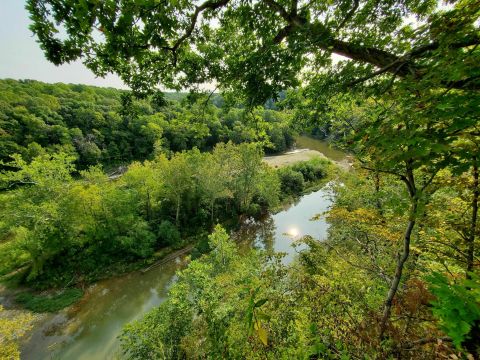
(467, 156, 478, 278)
(379, 165, 418, 339)
(374, 171, 383, 214)
(146, 189, 152, 221)
(379, 212, 416, 338)
(175, 194, 181, 226)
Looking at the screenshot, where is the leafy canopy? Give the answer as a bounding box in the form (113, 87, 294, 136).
(27, 0, 480, 102)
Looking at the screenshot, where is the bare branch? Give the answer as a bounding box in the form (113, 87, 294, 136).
(402, 337, 452, 350)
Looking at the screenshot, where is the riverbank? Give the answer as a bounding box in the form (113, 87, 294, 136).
(2, 142, 339, 312)
(264, 149, 328, 167)
(263, 146, 352, 170)
(0, 238, 195, 307)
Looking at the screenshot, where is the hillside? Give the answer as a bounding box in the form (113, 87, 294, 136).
(0, 79, 294, 169)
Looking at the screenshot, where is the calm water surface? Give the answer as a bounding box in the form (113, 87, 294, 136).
(295, 135, 347, 162)
(22, 258, 185, 359)
(22, 138, 339, 360)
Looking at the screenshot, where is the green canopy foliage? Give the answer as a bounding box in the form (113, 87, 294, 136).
(0, 79, 295, 169)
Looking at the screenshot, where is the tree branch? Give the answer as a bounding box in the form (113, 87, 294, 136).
(263, 1, 480, 91)
(360, 165, 404, 179)
(344, 35, 480, 89)
(163, 0, 230, 65)
(263, 0, 306, 26)
(336, 0, 359, 31)
(402, 337, 452, 350)
(263, 0, 290, 22)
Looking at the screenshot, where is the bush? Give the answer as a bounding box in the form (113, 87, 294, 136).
(191, 232, 212, 260)
(291, 159, 327, 182)
(119, 221, 156, 258)
(246, 203, 262, 217)
(157, 221, 181, 247)
(16, 288, 83, 312)
(278, 168, 305, 195)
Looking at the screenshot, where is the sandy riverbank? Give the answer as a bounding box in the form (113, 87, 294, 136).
(263, 149, 352, 170)
(263, 149, 327, 168)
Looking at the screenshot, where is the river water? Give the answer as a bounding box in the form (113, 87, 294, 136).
(21, 138, 342, 360)
(295, 135, 347, 162)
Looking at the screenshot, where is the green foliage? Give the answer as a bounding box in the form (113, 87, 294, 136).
(277, 158, 329, 196)
(157, 221, 181, 247)
(428, 272, 480, 349)
(120, 222, 380, 359)
(290, 158, 328, 182)
(207, 225, 236, 268)
(16, 288, 83, 312)
(0, 142, 287, 288)
(0, 79, 295, 170)
(278, 168, 305, 195)
(26, 0, 479, 106)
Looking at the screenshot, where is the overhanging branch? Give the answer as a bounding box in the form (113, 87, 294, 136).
(163, 0, 230, 65)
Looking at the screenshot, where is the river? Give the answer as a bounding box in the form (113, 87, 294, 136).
(21, 137, 342, 359)
(295, 135, 347, 162)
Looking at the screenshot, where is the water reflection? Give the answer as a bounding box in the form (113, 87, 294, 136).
(234, 185, 333, 264)
(233, 215, 276, 253)
(286, 227, 299, 237)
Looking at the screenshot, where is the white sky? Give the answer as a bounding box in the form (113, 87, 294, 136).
(0, 0, 129, 89)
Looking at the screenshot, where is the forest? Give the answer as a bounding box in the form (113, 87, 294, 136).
(0, 79, 294, 169)
(1, 0, 479, 359)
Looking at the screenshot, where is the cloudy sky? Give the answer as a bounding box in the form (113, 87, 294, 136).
(0, 0, 128, 89)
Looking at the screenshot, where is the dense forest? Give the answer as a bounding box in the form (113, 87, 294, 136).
(1, 0, 480, 359)
(0, 79, 294, 169)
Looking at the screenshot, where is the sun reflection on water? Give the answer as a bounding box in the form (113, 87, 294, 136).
(286, 227, 300, 237)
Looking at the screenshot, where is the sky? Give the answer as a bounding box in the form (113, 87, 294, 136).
(0, 0, 128, 89)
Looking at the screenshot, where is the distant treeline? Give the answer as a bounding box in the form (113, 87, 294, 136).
(0, 79, 294, 170)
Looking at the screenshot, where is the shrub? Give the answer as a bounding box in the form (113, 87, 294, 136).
(16, 288, 83, 312)
(157, 221, 181, 247)
(278, 168, 305, 195)
(291, 159, 327, 182)
(119, 221, 156, 258)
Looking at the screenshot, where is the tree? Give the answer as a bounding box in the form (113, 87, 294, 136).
(121, 160, 164, 221)
(158, 152, 195, 225)
(212, 142, 266, 212)
(0, 153, 77, 280)
(320, 85, 479, 338)
(196, 155, 232, 224)
(27, 1, 479, 99)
